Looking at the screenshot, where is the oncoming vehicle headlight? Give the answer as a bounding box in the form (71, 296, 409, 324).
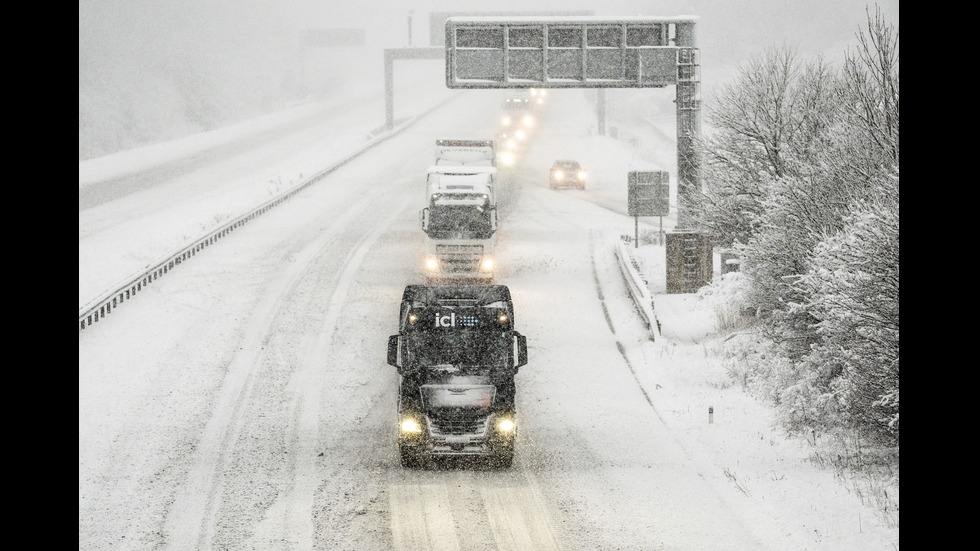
(496, 417, 515, 433)
(499, 151, 514, 166)
(480, 257, 494, 272)
(401, 417, 423, 433)
(553, 170, 564, 181)
(501, 115, 512, 126)
(577, 170, 587, 180)
(522, 115, 534, 127)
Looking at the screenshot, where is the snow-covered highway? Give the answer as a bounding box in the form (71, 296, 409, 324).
(79, 85, 898, 550)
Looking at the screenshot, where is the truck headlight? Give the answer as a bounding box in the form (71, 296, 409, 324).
(424, 257, 439, 272)
(480, 257, 494, 272)
(496, 417, 515, 433)
(400, 417, 423, 433)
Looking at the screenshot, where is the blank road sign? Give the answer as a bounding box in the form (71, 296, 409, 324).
(445, 16, 698, 89)
(628, 171, 670, 216)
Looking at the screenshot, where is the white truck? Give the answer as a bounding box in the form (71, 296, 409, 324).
(420, 139, 498, 282)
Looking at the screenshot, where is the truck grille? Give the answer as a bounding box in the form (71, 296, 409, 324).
(427, 409, 490, 437)
(435, 244, 484, 273)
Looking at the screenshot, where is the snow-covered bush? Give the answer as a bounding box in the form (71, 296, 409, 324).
(799, 177, 899, 444)
(697, 8, 898, 446)
(696, 271, 753, 332)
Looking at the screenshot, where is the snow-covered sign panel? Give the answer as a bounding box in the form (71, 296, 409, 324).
(429, 11, 594, 46)
(628, 170, 670, 217)
(445, 16, 698, 89)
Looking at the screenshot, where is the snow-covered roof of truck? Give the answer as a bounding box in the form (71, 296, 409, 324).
(428, 172, 494, 194)
(427, 165, 497, 175)
(403, 284, 512, 304)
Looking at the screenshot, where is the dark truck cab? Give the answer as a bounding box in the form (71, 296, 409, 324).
(387, 285, 527, 468)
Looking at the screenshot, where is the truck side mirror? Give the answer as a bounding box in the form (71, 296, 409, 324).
(420, 208, 429, 231)
(514, 332, 527, 370)
(387, 335, 401, 368)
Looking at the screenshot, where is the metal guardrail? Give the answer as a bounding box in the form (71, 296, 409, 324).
(79, 94, 461, 331)
(614, 238, 661, 340)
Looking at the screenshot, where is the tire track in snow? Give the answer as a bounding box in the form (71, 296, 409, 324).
(163, 185, 397, 550)
(388, 468, 562, 551)
(282, 196, 404, 550)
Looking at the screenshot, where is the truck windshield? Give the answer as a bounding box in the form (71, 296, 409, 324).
(426, 205, 494, 239)
(406, 330, 510, 371)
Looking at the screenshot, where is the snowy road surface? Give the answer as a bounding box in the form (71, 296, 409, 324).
(79, 87, 897, 550)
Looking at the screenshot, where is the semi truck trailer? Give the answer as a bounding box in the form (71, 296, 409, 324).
(421, 140, 498, 282)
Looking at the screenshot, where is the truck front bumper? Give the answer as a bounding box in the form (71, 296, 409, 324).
(398, 412, 515, 457)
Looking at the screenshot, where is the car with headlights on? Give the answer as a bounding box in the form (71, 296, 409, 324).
(549, 160, 587, 190)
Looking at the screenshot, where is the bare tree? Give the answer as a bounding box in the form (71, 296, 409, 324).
(694, 46, 839, 248)
(837, 5, 900, 171)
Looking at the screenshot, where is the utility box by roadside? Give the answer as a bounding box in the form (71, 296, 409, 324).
(666, 231, 712, 293)
(720, 250, 740, 275)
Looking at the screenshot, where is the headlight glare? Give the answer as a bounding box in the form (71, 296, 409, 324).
(401, 418, 423, 433)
